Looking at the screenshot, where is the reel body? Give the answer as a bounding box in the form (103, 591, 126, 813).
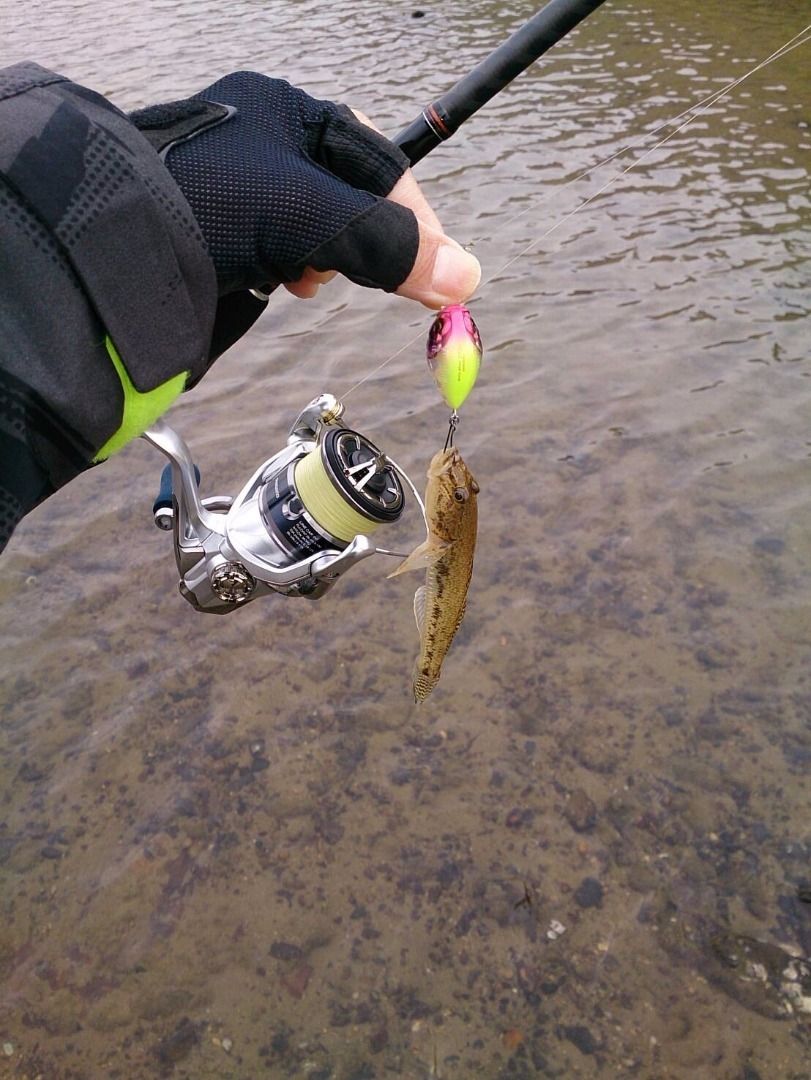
(143, 394, 405, 614)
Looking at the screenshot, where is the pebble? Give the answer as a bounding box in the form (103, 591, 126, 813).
(562, 1024, 599, 1055)
(2, 1043, 13, 1057)
(18, 761, 47, 783)
(502, 1028, 523, 1051)
(269, 941, 303, 961)
(574, 877, 604, 909)
(754, 536, 785, 555)
(547, 919, 566, 941)
(564, 788, 597, 832)
(368, 1024, 388, 1053)
(280, 962, 314, 999)
(505, 808, 533, 828)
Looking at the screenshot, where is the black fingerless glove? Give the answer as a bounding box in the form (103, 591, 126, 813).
(130, 72, 419, 297)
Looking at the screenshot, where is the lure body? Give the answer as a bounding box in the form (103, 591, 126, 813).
(389, 446, 479, 701)
(426, 304, 483, 412)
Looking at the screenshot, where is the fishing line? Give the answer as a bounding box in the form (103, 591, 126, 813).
(340, 23, 811, 401)
(476, 23, 811, 288)
(467, 22, 811, 254)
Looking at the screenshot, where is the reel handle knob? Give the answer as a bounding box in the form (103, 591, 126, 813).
(152, 462, 201, 530)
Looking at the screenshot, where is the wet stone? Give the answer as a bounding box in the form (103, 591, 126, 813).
(308, 653, 335, 682)
(154, 1017, 200, 1069)
(347, 1064, 375, 1080)
(658, 705, 685, 728)
(17, 762, 48, 783)
(695, 646, 733, 670)
(280, 962, 313, 999)
(316, 818, 345, 845)
(330, 1002, 354, 1027)
(564, 788, 597, 832)
(754, 536, 785, 555)
(205, 741, 233, 761)
(369, 1024, 389, 1053)
(269, 941, 303, 961)
(561, 1024, 599, 1055)
(574, 877, 604, 908)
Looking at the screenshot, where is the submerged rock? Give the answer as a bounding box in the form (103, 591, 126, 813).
(564, 788, 597, 832)
(154, 1017, 200, 1070)
(560, 1023, 599, 1055)
(574, 877, 604, 909)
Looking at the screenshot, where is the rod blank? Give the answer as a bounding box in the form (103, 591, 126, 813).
(394, 0, 609, 165)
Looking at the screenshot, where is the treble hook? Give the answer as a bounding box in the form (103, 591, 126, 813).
(444, 411, 460, 451)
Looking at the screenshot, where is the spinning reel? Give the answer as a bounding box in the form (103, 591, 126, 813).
(143, 394, 415, 614)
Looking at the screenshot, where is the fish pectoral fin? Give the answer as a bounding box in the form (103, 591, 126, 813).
(413, 584, 427, 636)
(387, 538, 452, 578)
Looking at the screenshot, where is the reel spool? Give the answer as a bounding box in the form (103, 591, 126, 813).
(261, 427, 405, 562)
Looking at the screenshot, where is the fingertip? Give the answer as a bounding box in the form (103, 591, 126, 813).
(396, 232, 481, 308)
(430, 243, 482, 307)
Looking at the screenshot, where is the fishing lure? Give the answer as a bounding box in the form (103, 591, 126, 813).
(426, 304, 483, 413)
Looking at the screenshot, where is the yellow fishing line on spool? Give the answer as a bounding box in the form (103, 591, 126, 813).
(294, 448, 382, 543)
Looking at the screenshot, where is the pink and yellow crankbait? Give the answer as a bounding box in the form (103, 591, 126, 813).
(426, 304, 483, 413)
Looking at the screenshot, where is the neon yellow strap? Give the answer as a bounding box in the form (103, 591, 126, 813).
(93, 337, 188, 462)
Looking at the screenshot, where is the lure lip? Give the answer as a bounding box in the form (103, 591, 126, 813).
(426, 304, 483, 412)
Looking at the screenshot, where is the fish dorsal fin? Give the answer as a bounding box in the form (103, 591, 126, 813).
(413, 585, 427, 636)
(387, 537, 452, 578)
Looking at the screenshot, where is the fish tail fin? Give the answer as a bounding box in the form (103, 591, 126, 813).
(413, 663, 438, 703)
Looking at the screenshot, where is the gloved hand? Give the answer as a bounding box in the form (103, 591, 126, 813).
(130, 72, 480, 318)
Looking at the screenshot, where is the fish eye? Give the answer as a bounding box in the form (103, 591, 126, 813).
(453, 487, 469, 503)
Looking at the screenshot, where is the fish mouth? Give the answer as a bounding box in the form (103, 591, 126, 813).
(428, 447, 458, 476)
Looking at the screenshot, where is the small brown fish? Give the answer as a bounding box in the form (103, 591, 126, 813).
(389, 446, 479, 701)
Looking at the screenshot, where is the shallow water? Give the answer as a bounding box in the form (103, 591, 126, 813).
(1, 1, 811, 1077)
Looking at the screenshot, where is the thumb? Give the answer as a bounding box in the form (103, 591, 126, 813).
(394, 220, 481, 310)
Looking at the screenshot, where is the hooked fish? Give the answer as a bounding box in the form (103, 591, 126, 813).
(389, 446, 479, 701)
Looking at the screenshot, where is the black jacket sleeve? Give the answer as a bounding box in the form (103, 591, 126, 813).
(0, 62, 218, 551)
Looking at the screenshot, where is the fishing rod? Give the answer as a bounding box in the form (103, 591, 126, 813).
(145, 0, 610, 613)
(395, 0, 610, 164)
